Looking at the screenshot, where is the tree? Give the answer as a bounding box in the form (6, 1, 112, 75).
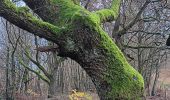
(0, 0, 144, 99)
(113, 0, 170, 96)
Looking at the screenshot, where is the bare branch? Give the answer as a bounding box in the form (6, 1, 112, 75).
(18, 56, 50, 84)
(35, 45, 59, 52)
(123, 45, 170, 50)
(24, 49, 51, 79)
(114, 0, 151, 36)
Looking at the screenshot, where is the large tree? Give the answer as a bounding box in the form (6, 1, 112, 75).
(0, 0, 144, 99)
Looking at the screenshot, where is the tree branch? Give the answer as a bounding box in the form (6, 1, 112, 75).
(18, 56, 50, 84)
(94, 0, 121, 23)
(23, 0, 82, 25)
(114, 0, 151, 36)
(0, 0, 65, 43)
(24, 49, 51, 79)
(23, 0, 57, 24)
(35, 45, 59, 52)
(123, 45, 170, 50)
(71, 0, 80, 5)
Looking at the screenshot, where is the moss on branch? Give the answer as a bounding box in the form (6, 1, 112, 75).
(0, 0, 65, 41)
(94, 0, 121, 23)
(95, 27, 144, 99)
(68, 7, 144, 99)
(95, 9, 117, 23)
(72, 9, 144, 98)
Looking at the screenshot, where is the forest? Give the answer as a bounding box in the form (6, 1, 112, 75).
(0, 0, 170, 100)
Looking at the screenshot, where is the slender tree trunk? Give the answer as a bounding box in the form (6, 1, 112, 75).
(47, 51, 58, 98)
(5, 47, 11, 100)
(151, 62, 160, 96)
(11, 48, 16, 100)
(34, 36, 42, 95)
(151, 68, 159, 96)
(48, 77, 55, 98)
(23, 69, 29, 93)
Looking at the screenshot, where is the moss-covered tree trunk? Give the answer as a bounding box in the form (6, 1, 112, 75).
(0, 0, 144, 99)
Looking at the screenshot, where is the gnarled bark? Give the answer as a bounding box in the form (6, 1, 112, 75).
(0, 0, 144, 99)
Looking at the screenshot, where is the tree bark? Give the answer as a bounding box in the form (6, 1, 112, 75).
(48, 77, 56, 98)
(0, 0, 144, 99)
(5, 47, 11, 100)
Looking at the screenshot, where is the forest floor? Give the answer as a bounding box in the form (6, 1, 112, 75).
(15, 68, 170, 100)
(146, 68, 170, 100)
(2, 68, 170, 100)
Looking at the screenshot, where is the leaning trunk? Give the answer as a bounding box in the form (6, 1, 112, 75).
(0, 0, 144, 99)
(57, 18, 144, 99)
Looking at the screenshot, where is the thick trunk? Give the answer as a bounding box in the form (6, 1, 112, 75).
(66, 21, 144, 99)
(0, 0, 144, 99)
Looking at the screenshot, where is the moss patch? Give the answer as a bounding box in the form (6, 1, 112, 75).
(97, 27, 144, 99)
(66, 5, 144, 99)
(71, 9, 144, 98)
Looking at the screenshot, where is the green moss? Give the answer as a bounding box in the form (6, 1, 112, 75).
(3, 0, 144, 99)
(4, 0, 16, 9)
(93, 0, 121, 23)
(4, 0, 29, 14)
(3, 0, 64, 37)
(95, 9, 117, 22)
(67, 7, 144, 98)
(49, 0, 83, 26)
(72, 7, 144, 98)
(70, 8, 144, 98)
(97, 27, 144, 99)
(111, 0, 121, 11)
(17, 6, 30, 13)
(67, 8, 144, 99)
(28, 17, 64, 35)
(72, 0, 80, 5)
(71, 10, 100, 28)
